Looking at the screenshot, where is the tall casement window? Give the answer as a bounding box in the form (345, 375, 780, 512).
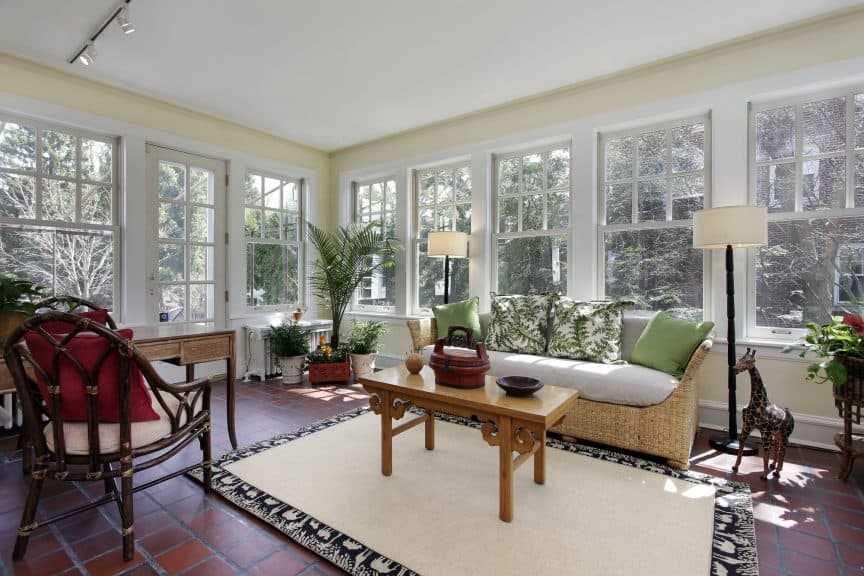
(353, 177, 397, 310)
(244, 172, 303, 307)
(599, 115, 709, 320)
(0, 116, 118, 309)
(415, 164, 471, 310)
(493, 145, 570, 294)
(750, 89, 864, 337)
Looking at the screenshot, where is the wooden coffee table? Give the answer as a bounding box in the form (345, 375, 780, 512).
(359, 365, 579, 522)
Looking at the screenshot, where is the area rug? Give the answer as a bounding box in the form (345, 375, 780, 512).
(191, 408, 757, 575)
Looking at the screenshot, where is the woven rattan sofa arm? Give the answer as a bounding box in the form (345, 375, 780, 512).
(680, 338, 713, 383)
(406, 318, 438, 353)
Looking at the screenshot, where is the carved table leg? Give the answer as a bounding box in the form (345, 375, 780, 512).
(534, 427, 547, 485)
(379, 390, 392, 476)
(498, 416, 513, 522)
(425, 409, 435, 451)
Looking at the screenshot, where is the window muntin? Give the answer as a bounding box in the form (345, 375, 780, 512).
(353, 177, 396, 310)
(415, 164, 471, 310)
(493, 145, 570, 295)
(750, 89, 864, 335)
(0, 117, 118, 309)
(244, 172, 303, 308)
(599, 116, 709, 321)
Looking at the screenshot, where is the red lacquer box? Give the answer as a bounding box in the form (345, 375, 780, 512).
(429, 340, 490, 389)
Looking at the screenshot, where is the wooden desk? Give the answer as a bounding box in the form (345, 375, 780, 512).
(1, 324, 238, 449)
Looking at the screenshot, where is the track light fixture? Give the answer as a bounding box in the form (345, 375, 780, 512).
(68, 0, 135, 66)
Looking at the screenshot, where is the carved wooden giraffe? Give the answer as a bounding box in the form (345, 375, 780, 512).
(731, 348, 795, 480)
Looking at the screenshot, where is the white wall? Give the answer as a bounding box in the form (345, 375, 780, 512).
(337, 56, 864, 449)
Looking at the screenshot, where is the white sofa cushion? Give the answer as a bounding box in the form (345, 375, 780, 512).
(422, 345, 679, 407)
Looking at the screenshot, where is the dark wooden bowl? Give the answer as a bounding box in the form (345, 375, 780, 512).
(496, 376, 544, 397)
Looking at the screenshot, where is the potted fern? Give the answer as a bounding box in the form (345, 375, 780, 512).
(0, 277, 46, 342)
(269, 322, 310, 384)
(347, 319, 387, 381)
(306, 221, 396, 348)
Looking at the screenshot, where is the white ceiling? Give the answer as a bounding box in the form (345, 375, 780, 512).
(0, 0, 861, 151)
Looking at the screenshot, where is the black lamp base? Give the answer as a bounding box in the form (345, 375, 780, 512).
(709, 434, 758, 456)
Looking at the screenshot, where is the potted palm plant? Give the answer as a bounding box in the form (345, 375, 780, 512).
(269, 322, 310, 384)
(347, 319, 387, 381)
(0, 277, 46, 342)
(306, 221, 396, 348)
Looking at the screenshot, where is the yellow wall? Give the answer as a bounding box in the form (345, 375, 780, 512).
(0, 52, 332, 220)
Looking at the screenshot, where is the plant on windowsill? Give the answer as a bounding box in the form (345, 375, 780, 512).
(0, 276, 46, 342)
(306, 221, 396, 349)
(784, 310, 864, 399)
(307, 335, 351, 384)
(347, 319, 387, 382)
(269, 322, 310, 384)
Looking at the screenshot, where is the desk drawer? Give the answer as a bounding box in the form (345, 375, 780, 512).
(182, 336, 231, 364)
(137, 341, 182, 361)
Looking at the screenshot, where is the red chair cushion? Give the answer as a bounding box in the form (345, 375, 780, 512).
(40, 309, 109, 334)
(25, 328, 160, 423)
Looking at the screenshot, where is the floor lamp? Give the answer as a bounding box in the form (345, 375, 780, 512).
(428, 231, 468, 304)
(693, 205, 767, 455)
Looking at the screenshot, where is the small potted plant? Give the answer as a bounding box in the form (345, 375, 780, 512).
(0, 276, 46, 342)
(347, 319, 387, 381)
(307, 335, 351, 384)
(269, 322, 310, 384)
(785, 312, 864, 400)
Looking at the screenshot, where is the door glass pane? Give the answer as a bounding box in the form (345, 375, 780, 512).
(189, 167, 213, 203)
(0, 122, 36, 170)
(159, 243, 185, 281)
(160, 285, 185, 322)
(189, 245, 213, 281)
(159, 203, 185, 239)
(159, 162, 185, 199)
(188, 284, 212, 321)
(189, 206, 213, 240)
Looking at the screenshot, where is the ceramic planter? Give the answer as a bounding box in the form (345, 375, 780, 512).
(308, 358, 351, 384)
(278, 355, 306, 384)
(350, 353, 376, 382)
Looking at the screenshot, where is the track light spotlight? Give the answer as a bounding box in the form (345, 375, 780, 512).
(117, 6, 135, 34)
(78, 44, 96, 66)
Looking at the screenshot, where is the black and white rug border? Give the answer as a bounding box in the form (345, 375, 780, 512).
(190, 407, 758, 576)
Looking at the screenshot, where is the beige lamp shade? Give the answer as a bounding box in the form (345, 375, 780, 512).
(693, 205, 767, 249)
(427, 231, 468, 258)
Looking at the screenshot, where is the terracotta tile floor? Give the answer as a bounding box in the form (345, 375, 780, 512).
(0, 377, 859, 575)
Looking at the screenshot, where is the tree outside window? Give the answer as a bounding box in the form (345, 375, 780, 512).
(751, 90, 864, 334)
(0, 117, 117, 309)
(415, 164, 471, 309)
(493, 146, 570, 295)
(599, 117, 709, 321)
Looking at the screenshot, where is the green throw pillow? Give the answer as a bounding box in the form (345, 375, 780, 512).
(547, 299, 633, 363)
(433, 296, 483, 342)
(629, 311, 714, 378)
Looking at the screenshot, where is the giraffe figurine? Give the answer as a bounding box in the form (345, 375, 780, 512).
(731, 348, 795, 480)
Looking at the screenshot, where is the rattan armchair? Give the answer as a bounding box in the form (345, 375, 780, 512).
(3, 312, 212, 562)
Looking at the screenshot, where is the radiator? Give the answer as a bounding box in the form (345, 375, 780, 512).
(244, 319, 333, 381)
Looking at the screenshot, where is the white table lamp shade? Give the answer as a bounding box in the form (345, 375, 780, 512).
(428, 231, 468, 258)
(693, 205, 767, 249)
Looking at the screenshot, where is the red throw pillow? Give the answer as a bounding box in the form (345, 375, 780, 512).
(24, 328, 160, 423)
(40, 309, 110, 334)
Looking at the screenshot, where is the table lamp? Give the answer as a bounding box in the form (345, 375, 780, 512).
(428, 231, 468, 304)
(693, 205, 767, 455)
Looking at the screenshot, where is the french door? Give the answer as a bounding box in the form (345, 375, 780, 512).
(146, 145, 226, 326)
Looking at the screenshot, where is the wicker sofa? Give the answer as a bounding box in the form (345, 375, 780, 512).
(407, 313, 712, 470)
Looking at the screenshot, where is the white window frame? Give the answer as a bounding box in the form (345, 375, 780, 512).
(0, 113, 121, 314)
(351, 176, 397, 312)
(412, 160, 472, 314)
(747, 86, 864, 340)
(597, 113, 712, 318)
(244, 169, 305, 311)
(491, 141, 572, 294)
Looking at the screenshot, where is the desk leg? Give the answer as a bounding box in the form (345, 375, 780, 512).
(226, 356, 237, 449)
(499, 416, 513, 522)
